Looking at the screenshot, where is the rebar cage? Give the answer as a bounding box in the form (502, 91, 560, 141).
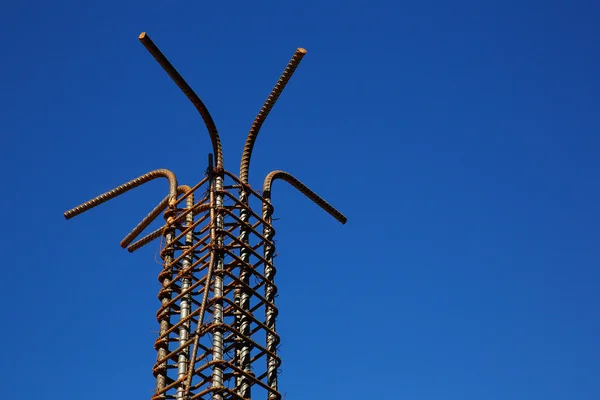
(152, 171, 284, 400)
(64, 33, 346, 400)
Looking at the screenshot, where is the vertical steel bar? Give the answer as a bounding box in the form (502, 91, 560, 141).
(236, 188, 252, 398)
(155, 211, 176, 400)
(262, 200, 278, 399)
(184, 157, 216, 398)
(211, 172, 225, 400)
(177, 193, 195, 400)
(260, 171, 347, 400)
(184, 223, 216, 397)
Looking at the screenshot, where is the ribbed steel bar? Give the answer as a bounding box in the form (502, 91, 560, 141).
(64, 169, 177, 220)
(139, 32, 223, 169)
(183, 257, 215, 397)
(211, 171, 225, 400)
(154, 208, 177, 400)
(262, 170, 347, 224)
(127, 203, 211, 253)
(239, 48, 307, 184)
(236, 186, 252, 398)
(121, 185, 191, 248)
(123, 194, 210, 252)
(176, 193, 194, 400)
(261, 198, 279, 399)
(183, 171, 217, 397)
(127, 227, 164, 253)
(236, 50, 306, 394)
(261, 170, 346, 398)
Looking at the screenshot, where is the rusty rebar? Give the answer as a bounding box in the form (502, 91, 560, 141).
(236, 50, 306, 394)
(183, 246, 215, 397)
(239, 48, 307, 184)
(211, 171, 225, 400)
(262, 170, 347, 224)
(236, 187, 252, 398)
(126, 202, 211, 253)
(262, 197, 279, 399)
(127, 226, 164, 253)
(64, 169, 178, 220)
(154, 208, 177, 400)
(64, 37, 348, 400)
(139, 32, 223, 169)
(261, 170, 345, 397)
(121, 185, 191, 248)
(176, 192, 194, 400)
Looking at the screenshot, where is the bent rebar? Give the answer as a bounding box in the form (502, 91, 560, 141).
(120, 185, 192, 249)
(64, 169, 178, 220)
(139, 32, 224, 169)
(240, 48, 306, 184)
(262, 170, 347, 224)
(126, 202, 211, 253)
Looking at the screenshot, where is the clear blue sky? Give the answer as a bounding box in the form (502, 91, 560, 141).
(1, 1, 599, 399)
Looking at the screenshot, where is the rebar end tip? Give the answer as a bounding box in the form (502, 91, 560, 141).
(297, 48, 307, 54)
(138, 32, 148, 40)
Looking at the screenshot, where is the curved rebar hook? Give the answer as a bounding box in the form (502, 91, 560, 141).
(120, 185, 191, 249)
(262, 170, 347, 224)
(240, 48, 307, 184)
(139, 32, 224, 169)
(64, 169, 178, 220)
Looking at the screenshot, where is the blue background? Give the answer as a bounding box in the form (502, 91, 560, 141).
(1, 1, 599, 399)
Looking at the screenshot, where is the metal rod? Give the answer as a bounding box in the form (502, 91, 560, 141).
(211, 171, 225, 400)
(183, 251, 215, 397)
(127, 226, 164, 253)
(184, 156, 218, 398)
(127, 202, 211, 253)
(260, 171, 346, 398)
(240, 48, 307, 184)
(176, 193, 195, 400)
(262, 170, 347, 224)
(262, 198, 279, 399)
(154, 210, 177, 400)
(237, 48, 309, 393)
(121, 185, 191, 248)
(236, 187, 252, 398)
(64, 169, 178, 220)
(139, 32, 224, 169)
